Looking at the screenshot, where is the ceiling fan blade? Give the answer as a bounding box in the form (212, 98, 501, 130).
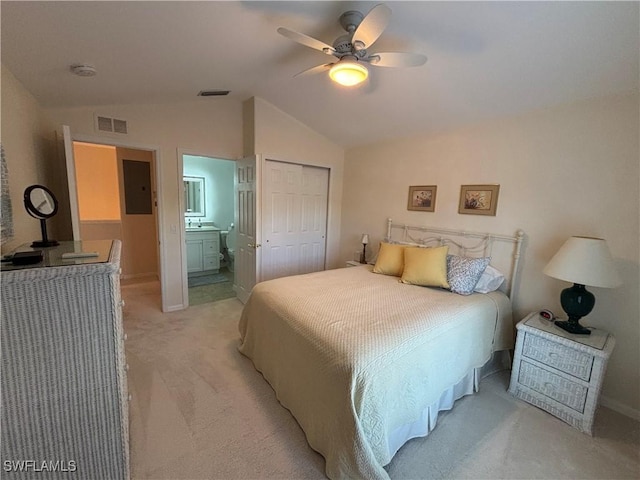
(369, 52, 427, 68)
(294, 63, 334, 77)
(352, 3, 392, 50)
(277, 27, 335, 56)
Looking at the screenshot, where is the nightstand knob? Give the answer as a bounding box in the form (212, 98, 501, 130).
(543, 382, 555, 391)
(548, 352, 559, 359)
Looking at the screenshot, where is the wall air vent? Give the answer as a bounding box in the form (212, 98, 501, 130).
(95, 114, 128, 134)
(198, 90, 230, 97)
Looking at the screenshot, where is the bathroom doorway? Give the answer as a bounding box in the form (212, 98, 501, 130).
(181, 153, 236, 306)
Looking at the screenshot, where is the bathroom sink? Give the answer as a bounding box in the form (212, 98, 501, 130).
(185, 226, 219, 232)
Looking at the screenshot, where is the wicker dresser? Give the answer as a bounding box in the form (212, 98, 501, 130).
(509, 312, 614, 435)
(1, 240, 129, 479)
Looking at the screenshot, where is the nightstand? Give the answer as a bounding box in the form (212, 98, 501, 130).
(509, 312, 615, 435)
(345, 260, 362, 267)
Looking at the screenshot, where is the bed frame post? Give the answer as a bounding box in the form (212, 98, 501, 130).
(509, 230, 525, 306)
(386, 218, 393, 241)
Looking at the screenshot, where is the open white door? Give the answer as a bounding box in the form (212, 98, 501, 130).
(62, 125, 81, 240)
(235, 155, 260, 304)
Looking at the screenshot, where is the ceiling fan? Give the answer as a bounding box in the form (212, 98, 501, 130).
(277, 3, 427, 87)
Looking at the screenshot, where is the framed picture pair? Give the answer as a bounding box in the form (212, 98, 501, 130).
(407, 184, 500, 216)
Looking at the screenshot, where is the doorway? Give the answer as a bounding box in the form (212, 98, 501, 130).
(182, 154, 236, 306)
(72, 142, 159, 282)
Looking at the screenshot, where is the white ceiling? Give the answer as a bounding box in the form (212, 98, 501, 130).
(2, 1, 638, 148)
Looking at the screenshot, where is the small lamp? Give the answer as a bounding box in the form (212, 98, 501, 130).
(360, 234, 369, 264)
(543, 236, 621, 335)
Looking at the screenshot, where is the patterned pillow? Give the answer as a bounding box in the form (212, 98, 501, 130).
(446, 255, 491, 295)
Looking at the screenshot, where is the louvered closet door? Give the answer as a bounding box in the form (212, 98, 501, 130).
(262, 160, 328, 282)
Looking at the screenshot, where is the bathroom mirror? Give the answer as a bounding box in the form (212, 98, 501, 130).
(23, 184, 59, 247)
(184, 176, 205, 217)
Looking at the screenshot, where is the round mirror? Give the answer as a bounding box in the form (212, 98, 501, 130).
(23, 185, 59, 247)
(24, 185, 58, 219)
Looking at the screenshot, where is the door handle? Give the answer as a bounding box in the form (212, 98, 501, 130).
(247, 243, 262, 249)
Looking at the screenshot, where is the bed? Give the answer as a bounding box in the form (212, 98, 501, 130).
(238, 219, 524, 479)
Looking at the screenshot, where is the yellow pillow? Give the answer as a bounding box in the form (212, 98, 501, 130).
(373, 242, 406, 276)
(401, 245, 450, 288)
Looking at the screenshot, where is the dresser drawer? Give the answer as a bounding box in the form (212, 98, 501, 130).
(523, 332, 594, 381)
(518, 360, 588, 412)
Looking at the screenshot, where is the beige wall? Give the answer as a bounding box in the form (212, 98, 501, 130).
(341, 93, 640, 417)
(74, 143, 120, 220)
(0, 65, 57, 253)
(43, 99, 243, 311)
(246, 97, 345, 269)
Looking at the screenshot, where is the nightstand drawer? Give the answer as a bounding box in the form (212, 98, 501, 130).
(518, 361, 588, 412)
(523, 332, 594, 381)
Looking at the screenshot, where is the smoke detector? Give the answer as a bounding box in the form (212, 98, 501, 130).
(70, 64, 97, 77)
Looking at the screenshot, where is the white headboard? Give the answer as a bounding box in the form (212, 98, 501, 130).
(385, 218, 525, 304)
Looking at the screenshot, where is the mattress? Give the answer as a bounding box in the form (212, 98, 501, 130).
(238, 264, 512, 479)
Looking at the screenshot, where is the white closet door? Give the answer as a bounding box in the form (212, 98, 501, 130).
(299, 165, 328, 274)
(262, 160, 328, 282)
(262, 161, 302, 281)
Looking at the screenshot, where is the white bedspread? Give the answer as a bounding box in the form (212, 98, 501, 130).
(238, 265, 512, 479)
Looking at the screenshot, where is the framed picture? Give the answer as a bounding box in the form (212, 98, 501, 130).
(459, 184, 500, 216)
(407, 185, 437, 212)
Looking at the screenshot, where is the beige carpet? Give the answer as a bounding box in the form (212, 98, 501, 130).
(122, 280, 640, 480)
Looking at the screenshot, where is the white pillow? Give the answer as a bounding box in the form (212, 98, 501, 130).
(474, 265, 505, 293)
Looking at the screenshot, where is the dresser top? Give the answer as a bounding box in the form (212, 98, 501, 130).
(1, 240, 115, 271)
(519, 312, 611, 351)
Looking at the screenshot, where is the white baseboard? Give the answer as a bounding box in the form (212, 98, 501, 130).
(163, 303, 185, 313)
(600, 395, 640, 421)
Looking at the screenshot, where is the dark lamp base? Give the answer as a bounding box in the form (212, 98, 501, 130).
(555, 319, 591, 335)
(360, 244, 367, 264)
(556, 283, 595, 335)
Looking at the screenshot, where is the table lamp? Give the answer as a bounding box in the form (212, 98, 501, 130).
(360, 234, 369, 264)
(543, 236, 621, 335)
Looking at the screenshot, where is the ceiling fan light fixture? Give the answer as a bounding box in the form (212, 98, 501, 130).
(329, 60, 368, 87)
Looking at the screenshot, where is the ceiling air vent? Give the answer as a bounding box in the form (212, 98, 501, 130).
(95, 115, 128, 134)
(198, 90, 230, 97)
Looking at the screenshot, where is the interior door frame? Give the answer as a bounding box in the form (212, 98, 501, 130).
(177, 148, 236, 308)
(63, 127, 168, 310)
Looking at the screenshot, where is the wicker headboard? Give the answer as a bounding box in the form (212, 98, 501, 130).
(385, 218, 525, 304)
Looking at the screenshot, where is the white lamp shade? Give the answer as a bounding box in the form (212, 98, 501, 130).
(543, 236, 621, 288)
(361, 234, 369, 245)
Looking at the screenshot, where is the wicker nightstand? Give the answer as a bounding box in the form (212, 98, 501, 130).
(509, 312, 615, 435)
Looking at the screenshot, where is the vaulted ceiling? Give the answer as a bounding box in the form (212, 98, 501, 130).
(2, 1, 638, 147)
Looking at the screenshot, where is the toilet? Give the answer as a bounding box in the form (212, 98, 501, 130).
(220, 225, 236, 273)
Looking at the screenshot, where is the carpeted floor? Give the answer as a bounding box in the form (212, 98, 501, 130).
(122, 280, 640, 480)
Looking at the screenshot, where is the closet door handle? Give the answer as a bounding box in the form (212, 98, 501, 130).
(247, 243, 262, 249)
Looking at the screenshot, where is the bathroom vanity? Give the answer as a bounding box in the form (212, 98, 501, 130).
(186, 227, 220, 275)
